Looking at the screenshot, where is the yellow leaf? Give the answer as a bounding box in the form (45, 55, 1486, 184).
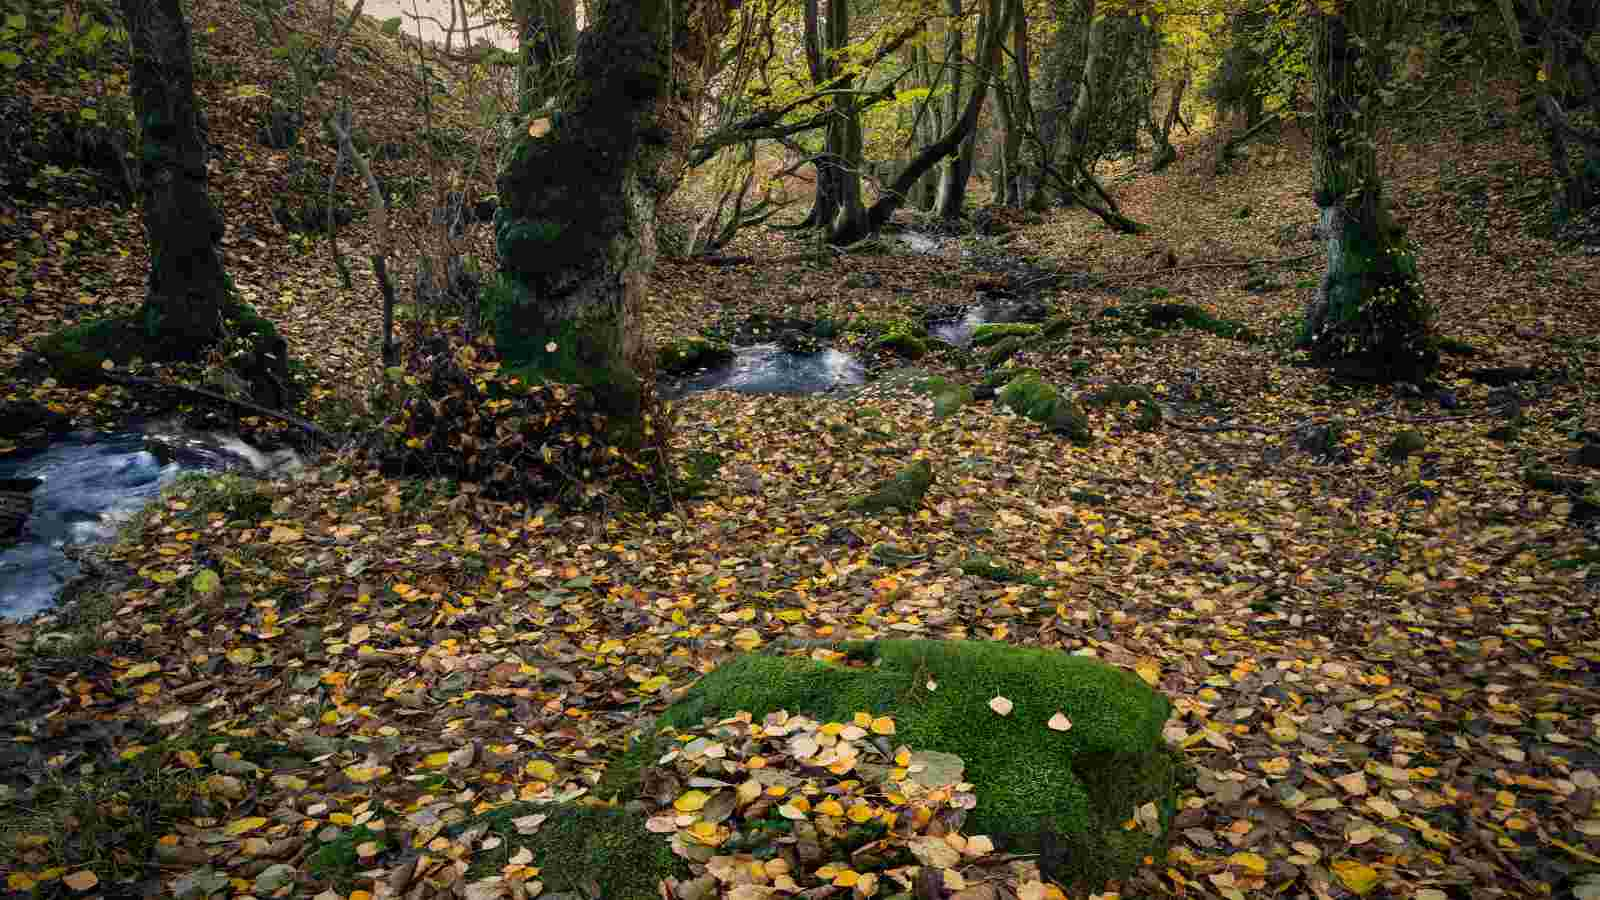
(227, 647, 257, 665)
(870, 716, 896, 735)
(833, 869, 860, 887)
(225, 817, 268, 836)
(675, 790, 709, 812)
(526, 760, 557, 781)
(7, 873, 38, 891)
(119, 662, 161, 681)
(1229, 851, 1267, 875)
(1331, 860, 1381, 895)
(1134, 658, 1161, 686)
(816, 799, 845, 817)
(846, 803, 876, 824)
(424, 752, 451, 769)
(638, 674, 669, 693)
(268, 526, 303, 544)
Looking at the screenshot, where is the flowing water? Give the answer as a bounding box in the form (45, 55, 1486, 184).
(662, 344, 867, 399)
(0, 427, 297, 620)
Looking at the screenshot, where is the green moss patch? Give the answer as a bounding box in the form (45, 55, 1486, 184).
(455, 804, 686, 900)
(998, 373, 1092, 444)
(876, 331, 928, 360)
(970, 322, 1042, 347)
(648, 640, 1177, 890)
(849, 458, 933, 513)
(656, 336, 735, 375)
(1083, 384, 1163, 431)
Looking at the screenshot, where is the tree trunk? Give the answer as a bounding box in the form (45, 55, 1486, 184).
(831, 0, 1012, 244)
(1001, 0, 1027, 206)
(1303, 5, 1435, 383)
(1496, 0, 1599, 220)
(119, 0, 228, 357)
(827, 0, 868, 239)
(513, 0, 578, 113)
(492, 0, 734, 423)
(1148, 70, 1186, 172)
(934, 0, 967, 217)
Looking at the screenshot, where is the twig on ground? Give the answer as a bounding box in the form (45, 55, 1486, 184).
(101, 371, 338, 444)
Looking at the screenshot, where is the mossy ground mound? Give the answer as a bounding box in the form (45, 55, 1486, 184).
(35, 302, 291, 404)
(629, 639, 1177, 892)
(453, 804, 687, 900)
(849, 458, 933, 512)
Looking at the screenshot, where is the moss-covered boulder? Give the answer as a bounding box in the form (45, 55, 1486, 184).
(1386, 429, 1427, 460)
(970, 322, 1042, 347)
(1084, 384, 1163, 431)
(984, 335, 1029, 368)
(849, 458, 933, 512)
(876, 331, 928, 359)
(454, 803, 687, 900)
(913, 376, 975, 418)
(644, 640, 1178, 892)
(999, 373, 1092, 444)
(656, 336, 734, 375)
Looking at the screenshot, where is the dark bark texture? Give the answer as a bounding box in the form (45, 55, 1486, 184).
(119, 0, 228, 355)
(492, 0, 735, 422)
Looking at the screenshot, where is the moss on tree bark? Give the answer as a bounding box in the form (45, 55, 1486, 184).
(493, 0, 734, 424)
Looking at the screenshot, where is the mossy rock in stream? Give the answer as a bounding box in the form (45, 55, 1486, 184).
(984, 335, 1029, 368)
(970, 322, 1042, 348)
(849, 458, 933, 512)
(620, 640, 1178, 893)
(876, 331, 928, 360)
(455, 804, 687, 900)
(999, 373, 1092, 444)
(656, 336, 734, 375)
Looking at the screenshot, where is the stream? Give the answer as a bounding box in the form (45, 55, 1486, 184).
(661, 344, 867, 399)
(0, 426, 297, 620)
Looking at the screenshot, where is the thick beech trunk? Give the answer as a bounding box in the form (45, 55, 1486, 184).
(492, 0, 734, 422)
(1304, 7, 1435, 383)
(119, 0, 228, 355)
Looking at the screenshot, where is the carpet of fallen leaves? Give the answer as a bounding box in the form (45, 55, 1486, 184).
(5, 1, 1600, 898)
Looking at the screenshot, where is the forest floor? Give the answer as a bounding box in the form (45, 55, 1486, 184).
(4, 1, 1600, 898)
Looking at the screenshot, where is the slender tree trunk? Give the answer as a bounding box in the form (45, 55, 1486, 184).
(1148, 69, 1186, 172)
(913, 43, 941, 210)
(492, 0, 735, 424)
(934, 0, 967, 216)
(119, 0, 228, 356)
(1304, 4, 1435, 383)
(832, 0, 1011, 244)
(827, 0, 868, 239)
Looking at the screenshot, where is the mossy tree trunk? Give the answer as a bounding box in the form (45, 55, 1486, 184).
(1302, 2, 1436, 383)
(491, 0, 735, 421)
(118, 0, 229, 357)
(512, 0, 577, 114)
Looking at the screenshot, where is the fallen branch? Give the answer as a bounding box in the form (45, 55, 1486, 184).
(101, 371, 339, 445)
(688, 254, 756, 266)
